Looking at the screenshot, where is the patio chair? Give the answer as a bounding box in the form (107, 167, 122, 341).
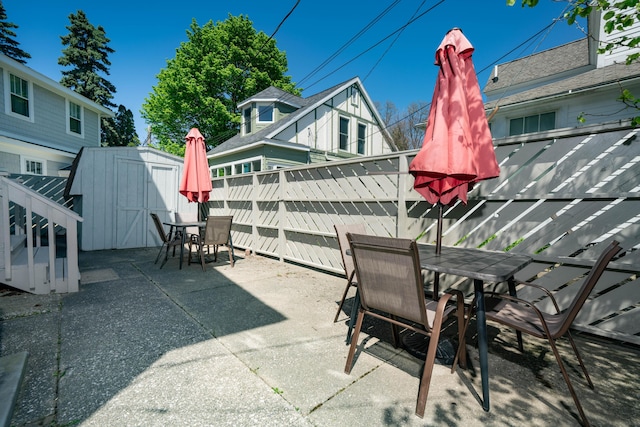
(456, 240, 621, 427)
(344, 233, 466, 418)
(175, 211, 200, 239)
(333, 223, 367, 323)
(150, 213, 182, 268)
(188, 215, 235, 270)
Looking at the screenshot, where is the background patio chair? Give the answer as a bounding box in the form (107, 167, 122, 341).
(333, 223, 366, 323)
(456, 240, 621, 427)
(188, 215, 235, 270)
(175, 211, 200, 240)
(150, 213, 182, 268)
(344, 233, 465, 418)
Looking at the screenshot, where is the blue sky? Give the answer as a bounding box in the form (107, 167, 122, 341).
(7, 1, 586, 141)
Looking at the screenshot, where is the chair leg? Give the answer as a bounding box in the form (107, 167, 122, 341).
(565, 331, 594, 389)
(333, 282, 353, 323)
(452, 297, 475, 373)
(548, 337, 591, 427)
(199, 243, 206, 271)
(416, 310, 447, 417)
(155, 243, 166, 264)
(344, 310, 365, 374)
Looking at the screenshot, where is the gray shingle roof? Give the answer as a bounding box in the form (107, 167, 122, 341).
(484, 39, 590, 95)
(485, 60, 640, 109)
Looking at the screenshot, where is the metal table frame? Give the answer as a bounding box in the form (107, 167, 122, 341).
(417, 244, 532, 412)
(162, 220, 205, 269)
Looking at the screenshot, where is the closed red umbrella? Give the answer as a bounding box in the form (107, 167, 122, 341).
(179, 128, 212, 207)
(409, 28, 500, 296)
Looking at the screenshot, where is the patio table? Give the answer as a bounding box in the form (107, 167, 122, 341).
(416, 244, 532, 412)
(163, 220, 205, 269)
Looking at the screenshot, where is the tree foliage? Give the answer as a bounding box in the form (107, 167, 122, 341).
(102, 105, 140, 147)
(58, 10, 116, 109)
(0, 0, 30, 64)
(142, 14, 301, 154)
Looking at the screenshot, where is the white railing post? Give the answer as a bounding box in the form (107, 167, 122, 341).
(1, 176, 11, 280)
(278, 169, 286, 262)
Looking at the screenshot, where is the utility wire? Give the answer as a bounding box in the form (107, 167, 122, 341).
(304, 0, 446, 91)
(298, 1, 401, 86)
(363, 0, 427, 83)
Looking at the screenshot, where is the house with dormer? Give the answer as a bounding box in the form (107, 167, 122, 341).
(484, 9, 640, 138)
(207, 77, 396, 176)
(0, 54, 114, 176)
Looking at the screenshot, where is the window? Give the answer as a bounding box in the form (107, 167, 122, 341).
(357, 123, 366, 155)
(509, 112, 556, 136)
(339, 117, 349, 151)
(257, 104, 274, 123)
(243, 107, 252, 134)
(9, 74, 30, 117)
(21, 156, 45, 175)
(69, 101, 82, 134)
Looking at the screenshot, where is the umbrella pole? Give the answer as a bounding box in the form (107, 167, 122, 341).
(432, 203, 444, 300)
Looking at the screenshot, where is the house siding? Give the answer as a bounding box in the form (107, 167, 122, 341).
(0, 71, 101, 153)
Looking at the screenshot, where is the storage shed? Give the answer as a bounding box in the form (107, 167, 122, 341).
(67, 147, 198, 250)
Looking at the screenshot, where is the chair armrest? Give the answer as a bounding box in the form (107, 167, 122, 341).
(483, 293, 555, 337)
(511, 280, 561, 314)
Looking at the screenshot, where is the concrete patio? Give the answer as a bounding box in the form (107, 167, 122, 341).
(1, 247, 638, 426)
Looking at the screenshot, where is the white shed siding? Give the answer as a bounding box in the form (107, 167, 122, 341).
(68, 147, 197, 250)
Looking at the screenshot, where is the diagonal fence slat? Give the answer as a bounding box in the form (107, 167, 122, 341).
(208, 125, 640, 344)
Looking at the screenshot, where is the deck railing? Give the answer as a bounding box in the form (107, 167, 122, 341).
(0, 173, 82, 293)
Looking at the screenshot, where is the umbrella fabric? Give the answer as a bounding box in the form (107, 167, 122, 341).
(409, 28, 499, 206)
(179, 128, 212, 204)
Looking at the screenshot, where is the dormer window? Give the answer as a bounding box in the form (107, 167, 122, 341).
(257, 103, 274, 123)
(243, 107, 252, 134)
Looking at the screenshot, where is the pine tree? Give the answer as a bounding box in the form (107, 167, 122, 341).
(0, 1, 30, 64)
(58, 10, 116, 108)
(103, 105, 140, 147)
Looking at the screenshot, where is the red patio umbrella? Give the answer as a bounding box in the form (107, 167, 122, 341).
(179, 128, 212, 216)
(409, 28, 500, 296)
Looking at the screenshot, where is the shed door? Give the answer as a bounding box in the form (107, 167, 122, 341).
(115, 160, 179, 249)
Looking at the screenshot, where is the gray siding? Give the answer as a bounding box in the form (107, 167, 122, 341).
(0, 66, 101, 153)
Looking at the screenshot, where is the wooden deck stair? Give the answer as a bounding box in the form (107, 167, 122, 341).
(1, 173, 81, 294)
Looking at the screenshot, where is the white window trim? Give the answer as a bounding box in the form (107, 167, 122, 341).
(20, 154, 47, 175)
(66, 100, 85, 137)
(339, 115, 350, 152)
(4, 70, 35, 122)
(256, 102, 274, 124)
(211, 155, 263, 176)
(357, 122, 367, 155)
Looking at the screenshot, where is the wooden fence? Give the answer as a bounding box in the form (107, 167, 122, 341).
(207, 123, 640, 345)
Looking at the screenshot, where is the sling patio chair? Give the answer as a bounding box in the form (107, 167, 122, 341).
(150, 212, 183, 268)
(188, 215, 235, 270)
(333, 223, 367, 323)
(454, 240, 621, 427)
(344, 233, 466, 418)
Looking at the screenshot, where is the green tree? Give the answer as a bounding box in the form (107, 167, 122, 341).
(0, 0, 30, 64)
(142, 14, 301, 155)
(103, 105, 140, 147)
(58, 10, 116, 109)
